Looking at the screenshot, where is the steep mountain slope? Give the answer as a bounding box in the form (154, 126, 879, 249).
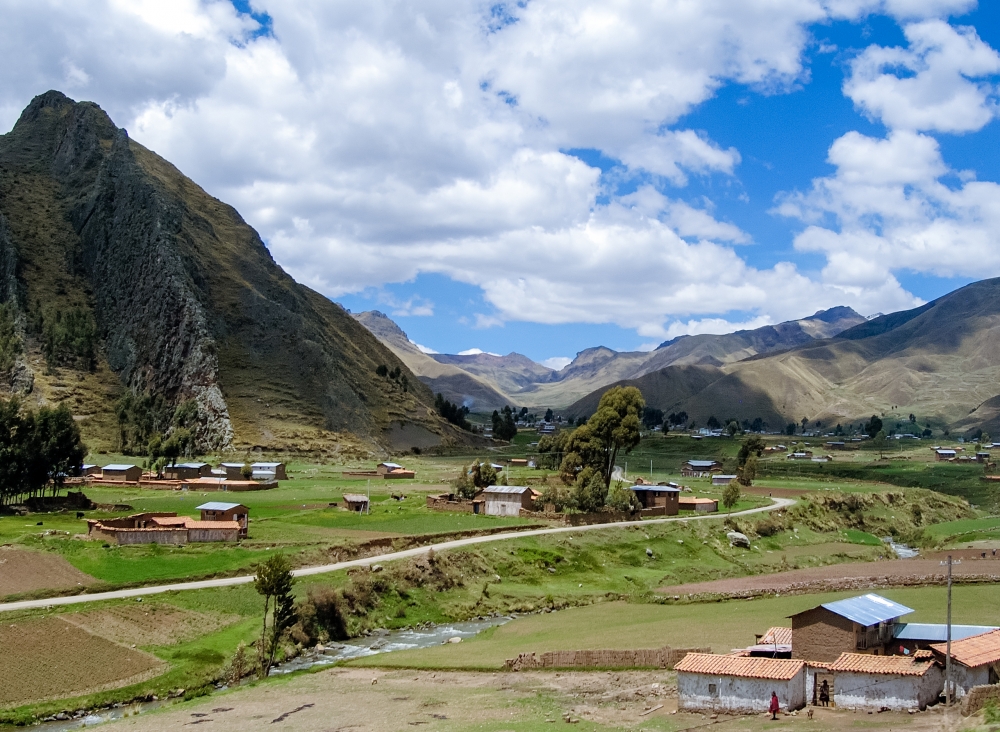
(430, 352, 555, 394)
(570, 279, 1000, 434)
(0, 91, 454, 452)
(353, 310, 510, 411)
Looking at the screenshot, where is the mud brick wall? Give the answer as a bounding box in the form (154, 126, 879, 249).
(504, 646, 711, 671)
(961, 684, 1000, 716)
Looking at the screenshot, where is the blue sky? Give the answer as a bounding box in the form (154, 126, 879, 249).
(2, 0, 999, 368)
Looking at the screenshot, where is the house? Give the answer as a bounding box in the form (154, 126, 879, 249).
(790, 593, 914, 662)
(377, 462, 403, 475)
(196, 502, 249, 538)
(377, 462, 415, 479)
(935, 449, 957, 461)
(823, 652, 943, 711)
(976, 452, 991, 463)
(509, 458, 528, 467)
(675, 653, 806, 713)
(711, 474, 737, 486)
(630, 485, 679, 515)
(252, 462, 287, 480)
(786, 451, 814, 460)
(481, 485, 534, 516)
(86, 512, 240, 545)
(342, 493, 370, 512)
(930, 628, 1000, 698)
(81, 464, 100, 476)
(681, 460, 721, 477)
(101, 464, 141, 482)
(679, 497, 718, 513)
(164, 462, 212, 480)
(892, 623, 999, 655)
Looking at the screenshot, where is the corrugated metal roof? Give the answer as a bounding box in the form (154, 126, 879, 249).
(483, 485, 531, 494)
(631, 486, 681, 492)
(895, 623, 998, 642)
(252, 462, 284, 468)
(103, 464, 137, 471)
(686, 460, 718, 467)
(675, 653, 805, 680)
(931, 628, 1000, 668)
(379, 462, 403, 469)
(174, 462, 208, 469)
(827, 653, 935, 676)
(759, 627, 793, 646)
(818, 594, 914, 625)
(196, 502, 245, 512)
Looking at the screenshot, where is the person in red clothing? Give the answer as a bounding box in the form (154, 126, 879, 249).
(769, 691, 780, 719)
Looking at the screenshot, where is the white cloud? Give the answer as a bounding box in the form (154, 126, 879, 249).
(541, 356, 572, 370)
(845, 20, 1000, 133)
(413, 342, 438, 354)
(458, 348, 502, 356)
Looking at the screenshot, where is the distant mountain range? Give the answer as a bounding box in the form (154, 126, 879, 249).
(354, 306, 867, 411)
(0, 91, 461, 453)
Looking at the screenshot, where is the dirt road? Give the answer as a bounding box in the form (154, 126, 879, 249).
(0, 498, 793, 614)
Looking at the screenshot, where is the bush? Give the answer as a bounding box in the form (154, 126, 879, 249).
(605, 482, 639, 512)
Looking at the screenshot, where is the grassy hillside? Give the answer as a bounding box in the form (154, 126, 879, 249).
(0, 91, 457, 452)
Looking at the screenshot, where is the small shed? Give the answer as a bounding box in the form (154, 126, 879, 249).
(377, 462, 403, 475)
(342, 493, 370, 512)
(681, 460, 721, 477)
(165, 462, 212, 480)
(790, 593, 914, 662)
(931, 627, 1000, 698)
(196, 502, 249, 538)
(825, 652, 942, 711)
(676, 653, 806, 713)
(712, 474, 737, 486)
(630, 485, 680, 515)
(101, 464, 141, 482)
(935, 449, 957, 461)
(482, 485, 533, 517)
(81, 464, 100, 476)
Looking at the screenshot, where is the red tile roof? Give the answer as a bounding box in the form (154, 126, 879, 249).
(827, 653, 936, 676)
(675, 653, 805, 681)
(931, 628, 1000, 668)
(759, 627, 792, 646)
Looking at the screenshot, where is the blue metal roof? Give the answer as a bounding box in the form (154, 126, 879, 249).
(686, 460, 718, 467)
(196, 502, 245, 512)
(895, 623, 998, 642)
(821, 594, 914, 625)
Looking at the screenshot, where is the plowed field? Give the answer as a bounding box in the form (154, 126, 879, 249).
(0, 616, 165, 707)
(0, 548, 95, 598)
(62, 603, 239, 647)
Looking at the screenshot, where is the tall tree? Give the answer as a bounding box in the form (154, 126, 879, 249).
(582, 386, 644, 488)
(254, 554, 295, 678)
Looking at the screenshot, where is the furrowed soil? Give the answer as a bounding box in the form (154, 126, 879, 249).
(0, 616, 166, 707)
(0, 547, 96, 597)
(61, 603, 240, 647)
(659, 556, 1000, 598)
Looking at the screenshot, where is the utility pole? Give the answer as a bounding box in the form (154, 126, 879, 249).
(946, 554, 953, 707)
(367, 479, 371, 516)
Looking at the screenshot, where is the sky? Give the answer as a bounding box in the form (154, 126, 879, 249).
(1, 1, 999, 370)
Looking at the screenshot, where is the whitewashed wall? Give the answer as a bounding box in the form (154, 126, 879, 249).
(950, 664, 989, 699)
(834, 667, 943, 711)
(678, 672, 806, 713)
(485, 497, 522, 516)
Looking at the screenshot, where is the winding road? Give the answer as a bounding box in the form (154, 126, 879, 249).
(0, 497, 794, 614)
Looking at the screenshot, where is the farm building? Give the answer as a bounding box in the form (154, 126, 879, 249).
(342, 493, 370, 512)
(790, 593, 914, 662)
(80, 464, 100, 476)
(629, 485, 679, 514)
(164, 462, 212, 480)
(196, 502, 249, 538)
(741, 627, 793, 658)
(509, 458, 528, 467)
(220, 462, 288, 480)
(101, 464, 141, 482)
(681, 460, 721, 477)
(976, 452, 991, 463)
(786, 451, 814, 460)
(893, 623, 998, 655)
(220, 463, 250, 479)
(676, 653, 806, 713)
(823, 652, 943, 711)
(931, 628, 1000, 698)
(935, 449, 957, 461)
(377, 462, 403, 475)
(481, 485, 534, 516)
(86, 513, 240, 545)
(711, 474, 737, 486)
(679, 497, 718, 513)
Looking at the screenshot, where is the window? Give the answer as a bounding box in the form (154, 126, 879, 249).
(708, 683, 717, 695)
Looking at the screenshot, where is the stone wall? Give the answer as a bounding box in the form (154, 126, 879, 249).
(504, 646, 710, 671)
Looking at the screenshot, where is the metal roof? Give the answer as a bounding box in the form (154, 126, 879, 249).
(196, 502, 245, 512)
(482, 485, 531, 494)
(174, 462, 208, 469)
(675, 653, 805, 681)
(103, 464, 137, 471)
(379, 462, 403, 469)
(818, 593, 914, 626)
(686, 460, 718, 467)
(631, 485, 681, 492)
(252, 462, 283, 468)
(895, 623, 998, 642)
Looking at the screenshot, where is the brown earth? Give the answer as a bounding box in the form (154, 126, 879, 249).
(0, 547, 96, 598)
(0, 616, 165, 707)
(61, 603, 239, 647)
(659, 556, 1000, 599)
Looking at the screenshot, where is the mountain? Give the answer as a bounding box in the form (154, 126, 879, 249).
(0, 91, 459, 452)
(352, 310, 510, 411)
(356, 306, 866, 411)
(569, 278, 1000, 436)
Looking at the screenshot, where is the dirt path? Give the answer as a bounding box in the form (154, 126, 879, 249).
(0, 498, 793, 614)
(659, 556, 1000, 598)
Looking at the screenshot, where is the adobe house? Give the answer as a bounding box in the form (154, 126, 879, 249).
(196, 501, 249, 538)
(935, 449, 957, 461)
(101, 464, 141, 482)
(86, 512, 240, 545)
(252, 462, 287, 480)
(679, 497, 718, 513)
(342, 493, 370, 512)
(681, 460, 721, 477)
(676, 653, 806, 713)
(931, 628, 1000, 698)
(630, 485, 679, 515)
(481, 485, 534, 516)
(823, 652, 943, 711)
(80, 464, 100, 476)
(164, 462, 212, 480)
(790, 594, 914, 662)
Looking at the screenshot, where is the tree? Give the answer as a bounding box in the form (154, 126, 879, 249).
(491, 406, 518, 441)
(865, 415, 883, 436)
(544, 408, 554, 422)
(470, 461, 497, 489)
(641, 407, 664, 430)
(800, 417, 809, 431)
(785, 423, 796, 436)
(582, 386, 644, 488)
(435, 393, 471, 431)
(34, 403, 86, 497)
(241, 461, 253, 480)
(253, 554, 295, 678)
(571, 469, 606, 513)
(536, 431, 568, 470)
(605, 481, 639, 512)
(737, 454, 757, 487)
(725, 420, 740, 437)
(871, 429, 888, 458)
(737, 435, 766, 467)
(706, 416, 721, 430)
(375, 364, 388, 377)
(722, 479, 741, 515)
